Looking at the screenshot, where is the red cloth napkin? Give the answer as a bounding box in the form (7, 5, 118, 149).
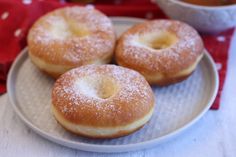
(0, 0, 234, 110)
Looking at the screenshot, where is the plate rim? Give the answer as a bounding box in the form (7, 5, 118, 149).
(7, 17, 219, 153)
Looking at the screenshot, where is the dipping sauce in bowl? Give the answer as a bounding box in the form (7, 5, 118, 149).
(181, 0, 236, 6)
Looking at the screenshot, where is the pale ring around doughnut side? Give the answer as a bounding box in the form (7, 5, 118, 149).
(27, 6, 116, 78)
(28, 51, 112, 78)
(51, 106, 154, 138)
(115, 20, 204, 86)
(51, 65, 155, 138)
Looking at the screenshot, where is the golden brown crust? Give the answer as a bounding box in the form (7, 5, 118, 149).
(27, 6, 116, 77)
(115, 20, 204, 85)
(51, 65, 155, 128)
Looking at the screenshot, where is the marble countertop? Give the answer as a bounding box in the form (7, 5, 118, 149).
(1, 31, 236, 157)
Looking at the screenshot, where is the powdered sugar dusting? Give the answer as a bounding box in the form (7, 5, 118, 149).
(73, 79, 99, 98)
(28, 6, 115, 65)
(118, 20, 204, 73)
(52, 65, 154, 125)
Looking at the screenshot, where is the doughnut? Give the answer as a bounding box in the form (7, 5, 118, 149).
(115, 20, 204, 86)
(27, 6, 116, 78)
(51, 64, 155, 138)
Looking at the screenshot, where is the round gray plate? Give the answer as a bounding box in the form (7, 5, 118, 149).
(7, 17, 219, 153)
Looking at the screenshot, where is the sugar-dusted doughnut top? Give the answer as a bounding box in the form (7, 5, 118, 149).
(115, 20, 204, 75)
(52, 65, 155, 127)
(27, 6, 116, 66)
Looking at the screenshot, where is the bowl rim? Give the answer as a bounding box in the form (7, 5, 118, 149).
(167, 0, 236, 10)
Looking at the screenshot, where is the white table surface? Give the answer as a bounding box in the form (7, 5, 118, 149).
(1, 31, 236, 157)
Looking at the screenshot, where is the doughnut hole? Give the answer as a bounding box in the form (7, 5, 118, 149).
(74, 75, 119, 99)
(67, 19, 90, 37)
(49, 17, 89, 40)
(138, 31, 178, 50)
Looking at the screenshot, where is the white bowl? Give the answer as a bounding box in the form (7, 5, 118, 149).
(155, 0, 236, 33)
